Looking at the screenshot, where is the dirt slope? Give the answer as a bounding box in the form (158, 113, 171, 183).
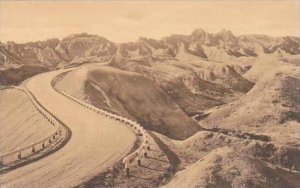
(152, 130, 300, 188)
(56, 64, 200, 140)
(109, 57, 251, 114)
(163, 147, 300, 188)
(202, 64, 300, 132)
(0, 89, 55, 154)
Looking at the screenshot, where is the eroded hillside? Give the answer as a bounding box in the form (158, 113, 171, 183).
(55, 65, 200, 140)
(2, 29, 300, 187)
(1, 29, 299, 85)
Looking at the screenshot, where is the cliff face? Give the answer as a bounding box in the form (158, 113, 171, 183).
(0, 39, 61, 69)
(0, 34, 116, 70)
(56, 33, 117, 62)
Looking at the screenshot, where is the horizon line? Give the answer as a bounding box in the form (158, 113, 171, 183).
(1, 28, 299, 45)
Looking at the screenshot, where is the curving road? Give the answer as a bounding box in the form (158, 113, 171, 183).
(0, 69, 136, 187)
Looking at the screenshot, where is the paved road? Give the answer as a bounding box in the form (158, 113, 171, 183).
(0, 69, 135, 187)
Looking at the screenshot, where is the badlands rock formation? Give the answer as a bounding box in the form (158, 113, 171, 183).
(1, 29, 299, 84)
(163, 147, 299, 188)
(202, 62, 300, 130)
(1, 28, 299, 187)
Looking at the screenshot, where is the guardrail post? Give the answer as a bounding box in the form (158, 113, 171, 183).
(143, 149, 148, 158)
(143, 144, 150, 151)
(32, 142, 36, 153)
(32, 145, 36, 153)
(125, 160, 129, 176)
(137, 153, 141, 166)
(18, 151, 22, 159)
(0, 157, 3, 166)
(49, 138, 52, 144)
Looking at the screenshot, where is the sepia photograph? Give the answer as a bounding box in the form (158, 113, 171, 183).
(0, 0, 299, 187)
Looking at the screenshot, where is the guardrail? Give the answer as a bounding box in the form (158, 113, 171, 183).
(0, 86, 66, 167)
(52, 82, 151, 176)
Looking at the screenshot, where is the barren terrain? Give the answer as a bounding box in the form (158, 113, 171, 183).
(0, 28, 299, 187)
(0, 89, 55, 154)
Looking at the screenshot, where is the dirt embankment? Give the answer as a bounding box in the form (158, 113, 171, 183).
(163, 147, 300, 188)
(155, 130, 300, 188)
(56, 65, 200, 140)
(200, 64, 300, 148)
(0, 89, 55, 154)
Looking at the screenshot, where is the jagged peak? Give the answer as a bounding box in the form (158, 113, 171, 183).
(216, 29, 235, 38)
(138, 37, 153, 42)
(138, 37, 162, 44)
(2, 38, 60, 47)
(162, 34, 186, 42)
(219, 29, 233, 34)
(62, 33, 106, 41)
(213, 29, 238, 44)
(191, 28, 207, 36)
(239, 34, 273, 41)
(3, 41, 17, 45)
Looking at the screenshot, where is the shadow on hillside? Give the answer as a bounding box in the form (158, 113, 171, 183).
(148, 132, 181, 185)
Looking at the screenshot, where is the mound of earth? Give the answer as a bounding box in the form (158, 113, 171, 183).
(163, 147, 300, 188)
(243, 56, 287, 83)
(195, 64, 254, 93)
(202, 64, 300, 131)
(156, 129, 300, 171)
(55, 64, 200, 140)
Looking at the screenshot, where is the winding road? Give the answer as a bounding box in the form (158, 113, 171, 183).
(0, 69, 136, 187)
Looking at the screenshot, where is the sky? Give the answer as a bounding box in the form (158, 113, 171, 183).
(0, 0, 299, 43)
